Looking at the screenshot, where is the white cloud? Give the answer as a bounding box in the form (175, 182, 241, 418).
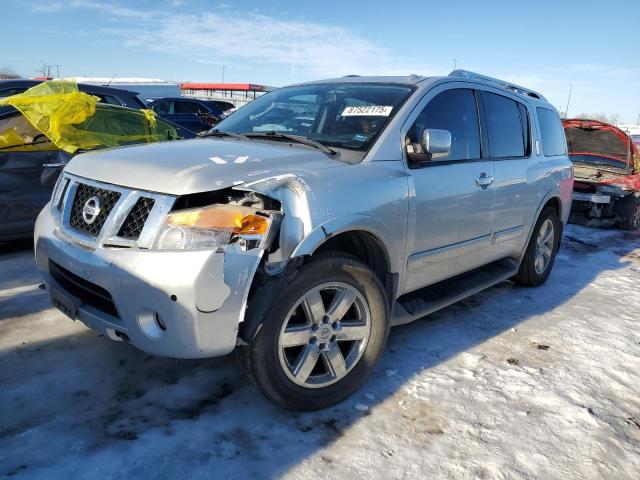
(36, 0, 434, 82)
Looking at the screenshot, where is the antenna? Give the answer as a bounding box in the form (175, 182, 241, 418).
(106, 73, 116, 86)
(565, 84, 573, 119)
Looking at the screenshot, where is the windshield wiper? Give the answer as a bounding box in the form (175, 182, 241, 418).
(201, 129, 249, 140)
(243, 131, 337, 156)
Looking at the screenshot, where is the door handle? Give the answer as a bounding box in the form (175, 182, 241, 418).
(476, 173, 494, 188)
(42, 163, 66, 168)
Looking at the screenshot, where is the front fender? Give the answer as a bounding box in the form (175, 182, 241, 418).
(290, 214, 403, 275)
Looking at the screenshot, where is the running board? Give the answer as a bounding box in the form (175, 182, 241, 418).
(392, 259, 519, 326)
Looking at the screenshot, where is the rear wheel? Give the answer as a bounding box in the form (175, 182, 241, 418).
(238, 253, 389, 411)
(512, 207, 561, 287)
(616, 193, 640, 231)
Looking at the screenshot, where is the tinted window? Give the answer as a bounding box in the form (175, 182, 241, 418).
(151, 101, 172, 115)
(483, 92, 525, 158)
(212, 101, 235, 111)
(517, 102, 530, 155)
(537, 108, 566, 156)
(408, 89, 480, 161)
(96, 94, 122, 106)
(175, 101, 205, 114)
(0, 87, 28, 98)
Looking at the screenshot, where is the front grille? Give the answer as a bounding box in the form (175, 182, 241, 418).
(49, 260, 120, 319)
(69, 183, 121, 237)
(117, 197, 155, 240)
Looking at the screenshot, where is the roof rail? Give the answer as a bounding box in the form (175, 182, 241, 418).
(448, 69, 546, 101)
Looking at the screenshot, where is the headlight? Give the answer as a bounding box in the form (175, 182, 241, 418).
(153, 203, 272, 250)
(51, 175, 69, 214)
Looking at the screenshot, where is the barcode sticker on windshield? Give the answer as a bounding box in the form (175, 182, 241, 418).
(341, 106, 393, 116)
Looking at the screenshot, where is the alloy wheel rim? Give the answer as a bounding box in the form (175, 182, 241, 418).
(277, 282, 371, 388)
(534, 218, 555, 275)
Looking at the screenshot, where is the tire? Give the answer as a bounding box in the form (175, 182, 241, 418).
(615, 193, 640, 231)
(512, 206, 561, 287)
(238, 253, 389, 411)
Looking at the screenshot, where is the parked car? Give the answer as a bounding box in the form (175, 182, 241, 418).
(35, 71, 572, 410)
(563, 119, 640, 230)
(0, 81, 192, 241)
(147, 97, 234, 133)
(0, 79, 148, 111)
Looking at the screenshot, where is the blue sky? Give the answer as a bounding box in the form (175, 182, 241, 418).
(5, 0, 640, 122)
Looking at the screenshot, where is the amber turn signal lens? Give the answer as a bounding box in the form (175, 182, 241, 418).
(166, 204, 268, 235)
(235, 214, 268, 235)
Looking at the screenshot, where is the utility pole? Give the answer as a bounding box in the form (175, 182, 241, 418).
(52, 64, 62, 78)
(222, 65, 225, 84)
(565, 83, 573, 119)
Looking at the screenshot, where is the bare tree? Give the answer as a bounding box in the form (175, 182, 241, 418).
(0, 68, 21, 79)
(574, 112, 621, 125)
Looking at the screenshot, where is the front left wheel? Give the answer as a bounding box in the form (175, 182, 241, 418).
(238, 253, 389, 411)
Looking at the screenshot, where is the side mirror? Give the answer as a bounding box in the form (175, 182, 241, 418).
(407, 128, 452, 167)
(422, 129, 451, 158)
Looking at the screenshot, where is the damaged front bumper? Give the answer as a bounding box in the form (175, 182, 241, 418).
(35, 206, 262, 358)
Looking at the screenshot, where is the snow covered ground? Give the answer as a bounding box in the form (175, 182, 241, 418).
(0, 224, 638, 479)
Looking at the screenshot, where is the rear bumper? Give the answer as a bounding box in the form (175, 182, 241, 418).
(572, 191, 611, 204)
(35, 205, 262, 358)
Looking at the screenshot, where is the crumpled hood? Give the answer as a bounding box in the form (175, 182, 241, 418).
(65, 137, 347, 195)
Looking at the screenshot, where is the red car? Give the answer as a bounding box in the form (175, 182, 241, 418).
(563, 119, 640, 230)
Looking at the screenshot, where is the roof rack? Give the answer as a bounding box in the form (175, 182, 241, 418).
(448, 69, 546, 101)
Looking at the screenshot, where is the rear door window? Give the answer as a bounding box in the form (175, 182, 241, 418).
(408, 88, 481, 161)
(151, 101, 172, 115)
(482, 92, 525, 158)
(174, 101, 206, 114)
(537, 108, 567, 156)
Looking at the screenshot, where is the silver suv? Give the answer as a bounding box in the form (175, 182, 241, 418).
(35, 70, 572, 410)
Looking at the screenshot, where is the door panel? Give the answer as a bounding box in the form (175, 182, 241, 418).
(404, 162, 495, 293)
(478, 90, 542, 258)
(402, 87, 495, 294)
(0, 150, 67, 239)
(491, 158, 540, 257)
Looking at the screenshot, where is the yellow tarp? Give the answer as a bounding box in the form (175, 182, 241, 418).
(0, 80, 178, 153)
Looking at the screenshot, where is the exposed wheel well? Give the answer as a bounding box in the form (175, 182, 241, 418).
(313, 230, 394, 298)
(543, 197, 561, 218)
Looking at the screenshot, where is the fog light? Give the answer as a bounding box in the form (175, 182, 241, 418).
(137, 309, 166, 339)
(154, 312, 166, 331)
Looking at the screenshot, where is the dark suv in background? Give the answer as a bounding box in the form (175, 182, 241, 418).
(148, 97, 235, 133)
(0, 79, 147, 112)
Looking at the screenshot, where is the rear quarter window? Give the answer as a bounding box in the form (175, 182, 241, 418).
(537, 107, 567, 156)
(96, 94, 123, 106)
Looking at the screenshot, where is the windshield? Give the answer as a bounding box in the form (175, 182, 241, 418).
(214, 82, 414, 152)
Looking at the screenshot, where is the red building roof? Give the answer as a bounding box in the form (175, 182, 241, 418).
(180, 83, 271, 92)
